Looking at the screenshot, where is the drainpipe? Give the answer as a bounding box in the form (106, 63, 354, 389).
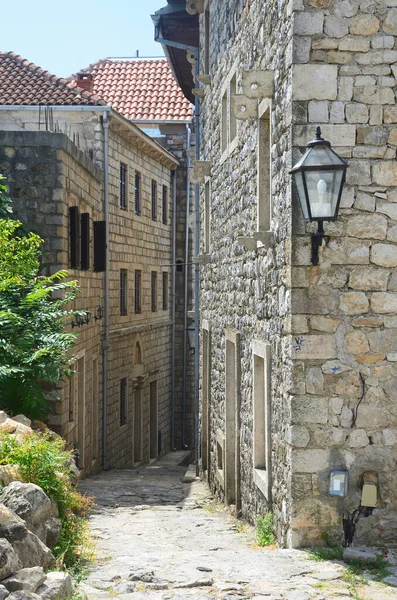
(182, 124, 192, 449)
(102, 110, 111, 471)
(171, 168, 177, 451)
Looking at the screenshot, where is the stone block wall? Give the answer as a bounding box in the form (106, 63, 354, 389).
(0, 131, 105, 477)
(290, 0, 397, 547)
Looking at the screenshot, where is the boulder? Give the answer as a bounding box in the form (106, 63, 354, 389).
(0, 584, 9, 599)
(35, 572, 73, 600)
(7, 593, 41, 599)
(10, 417, 31, 428)
(2, 568, 46, 593)
(0, 539, 20, 581)
(0, 483, 58, 542)
(0, 504, 29, 543)
(43, 518, 61, 549)
(12, 532, 55, 571)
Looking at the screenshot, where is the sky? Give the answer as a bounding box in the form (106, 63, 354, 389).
(1, 0, 167, 78)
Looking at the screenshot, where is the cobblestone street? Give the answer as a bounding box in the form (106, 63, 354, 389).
(78, 454, 397, 600)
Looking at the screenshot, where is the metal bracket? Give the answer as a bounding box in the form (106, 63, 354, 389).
(242, 70, 274, 99)
(232, 94, 258, 120)
(253, 231, 275, 247)
(189, 160, 211, 184)
(186, 0, 205, 14)
(198, 74, 211, 86)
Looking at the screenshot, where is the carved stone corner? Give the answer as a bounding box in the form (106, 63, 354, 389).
(237, 236, 257, 251)
(242, 70, 274, 99)
(254, 231, 275, 247)
(186, 0, 205, 15)
(232, 94, 258, 120)
(186, 50, 196, 64)
(197, 74, 211, 86)
(192, 87, 205, 99)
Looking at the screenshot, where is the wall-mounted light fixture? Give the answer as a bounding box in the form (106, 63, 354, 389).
(187, 322, 196, 351)
(71, 311, 91, 328)
(290, 126, 348, 265)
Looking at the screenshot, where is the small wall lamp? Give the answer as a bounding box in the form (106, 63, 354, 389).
(186, 322, 196, 351)
(290, 126, 348, 265)
(94, 306, 104, 322)
(71, 311, 91, 328)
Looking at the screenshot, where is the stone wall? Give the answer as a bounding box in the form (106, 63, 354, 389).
(290, 0, 397, 547)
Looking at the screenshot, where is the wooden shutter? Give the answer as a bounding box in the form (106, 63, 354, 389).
(120, 269, 127, 316)
(93, 221, 106, 272)
(134, 270, 141, 314)
(69, 206, 80, 269)
(135, 172, 141, 215)
(151, 180, 157, 221)
(120, 378, 127, 426)
(151, 271, 157, 312)
(80, 213, 90, 270)
(120, 163, 127, 210)
(162, 185, 168, 224)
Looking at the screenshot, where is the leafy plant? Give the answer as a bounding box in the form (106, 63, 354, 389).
(308, 534, 343, 562)
(0, 180, 79, 419)
(256, 513, 276, 546)
(0, 431, 94, 572)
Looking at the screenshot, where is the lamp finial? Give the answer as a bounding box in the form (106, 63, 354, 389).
(316, 126, 322, 139)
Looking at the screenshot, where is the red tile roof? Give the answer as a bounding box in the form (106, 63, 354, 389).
(72, 58, 193, 122)
(0, 51, 105, 106)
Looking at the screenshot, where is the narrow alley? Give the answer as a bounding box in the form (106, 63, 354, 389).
(78, 455, 397, 600)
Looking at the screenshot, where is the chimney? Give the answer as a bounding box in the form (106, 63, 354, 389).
(77, 72, 94, 94)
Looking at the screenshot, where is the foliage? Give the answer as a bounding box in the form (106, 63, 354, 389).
(0, 431, 94, 572)
(0, 175, 12, 219)
(308, 534, 343, 562)
(0, 180, 79, 419)
(255, 513, 276, 546)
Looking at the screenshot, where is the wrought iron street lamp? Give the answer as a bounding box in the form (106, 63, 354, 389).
(290, 126, 348, 265)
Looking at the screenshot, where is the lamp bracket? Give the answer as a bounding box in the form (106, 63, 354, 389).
(237, 236, 257, 251)
(189, 160, 211, 184)
(197, 74, 211, 86)
(192, 87, 205, 98)
(311, 221, 324, 266)
(186, 0, 205, 14)
(242, 69, 274, 99)
(232, 94, 258, 120)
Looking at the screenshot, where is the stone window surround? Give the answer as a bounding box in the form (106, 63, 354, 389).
(203, 0, 210, 77)
(204, 177, 211, 254)
(224, 328, 241, 506)
(252, 340, 272, 501)
(220, 61, 239, 164)
(215, 428, 225, 489)
(257, 98, 272, 237)
(120, 268, 128, 316)
(119, 376, 128, 427)
(91, 356, 99, 464)
(119, 162, 128, 210)
(201, 320, 211, 474)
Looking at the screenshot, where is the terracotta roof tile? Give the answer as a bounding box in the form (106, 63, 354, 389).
(0, 51, 105, 106)
(71, 58, 193, 122)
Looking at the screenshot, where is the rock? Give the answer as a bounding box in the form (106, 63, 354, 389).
(114, 582, 136, 594)
(35, 572, 73, 600)
(2, 568, 46, 593)
(291, 335, 337, 360)
(293, 65, 337, 100)
(349, 267, 389, 291)
(350, 14, 380, 34)
(0, 466, 25, 487)
(0, 585, 9, 600)
(371, 292, 397, 314)
(324, 16, 349, 38)
(7, 593, 41, 600)
(343, 547, 379, 564)
(0, 504, 29, 543)
(346, 103, 369, 124)
(383, 576, 397, 587)
(292, 449, 330, 473)
(384, 107, 397, 124)
(346, 213, 387, 240)
(340, 292, 369, 315)
(293, 11, 324, 35)
(287, 425, 310, 448)
(291, 396, 328, 424)
(383, 8, 397, 34)
(346, 331, 369, 355)
(309, 316, 341, 333)
(12, 532, 55, 571)
(308, 101, 329, 123)
(373, 162, 397, 187)
(0, 539, 20, 581)
(44, 518, 61, 549)
(352, 317, 382, 328)
(11, 416, 31, 428)
(371, 244, 397, 268)
(348, 429, 370, 448)
(173, 579, 213, 588)
(306, 367, 324, 394)
(357, 126, 388, 145)
(0, 482, 57, 542)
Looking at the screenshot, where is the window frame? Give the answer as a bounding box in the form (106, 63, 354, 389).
(151, 271, 158, 313)
(162, 271, 169, 311)
(134, 269, 142, 314)
(135, 171, 141, 216)
(162, 185, 168, 225)
(151, 179, 157, 221)
(220, 63, 239, 163)
(120, 269, 128, 316)
(252, 340, 272, 501)
(120, 163, 128, 210)
(120, 377, 127, 427)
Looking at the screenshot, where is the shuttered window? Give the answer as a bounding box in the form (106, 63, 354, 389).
(151, 180, 157, 221)
(151, 271, 157, 312)
(120, 269, 128, 316)
(162, 272, 168, 311)
(162, 185, 168, 225)
(134, 270, 142, 314)
(69, 206, 80, 269)
(80, 213, 90, 270)
(135, 172, 141, 216)
(93, 221, 106, 272)
(120, 378, 127, 426)
(120, 163, 127, 210)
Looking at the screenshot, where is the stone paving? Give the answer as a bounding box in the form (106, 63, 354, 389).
(77, 453, 397, 600)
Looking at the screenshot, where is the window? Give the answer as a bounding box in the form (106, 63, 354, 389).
(151, 180, 157, 221)
(225, 331, 240, 506)
(69, 207, 80, 269)
(120, 378, 127, 426)
(135, 172, 141, 216)
(120, 269, 128, 316)
(162, 185, 168, 225)
(257, 101, 272, 233)
(204, 4, 210, 75)
(204, 180, 211, 254)
(120, 163, 127, 210)
(252, 340, 271, 500)
(221, 66, 238, 159)
(93, 221, 106, 272)
(151, 271, 157, 312)
(162, 272, 168, 311)
(134, 270, 142, 314)
(80, 213, 90, 270)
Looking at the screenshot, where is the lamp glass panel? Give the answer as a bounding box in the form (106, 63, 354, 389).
(294, 171, 309, 220)
(305, 169, 343, 220)
(305, 145, 345, 167)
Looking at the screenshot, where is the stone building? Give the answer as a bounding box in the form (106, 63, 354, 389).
(0, 51, 180, 475)
(70, 57, 196, 450)
(157, 0, 397, 547)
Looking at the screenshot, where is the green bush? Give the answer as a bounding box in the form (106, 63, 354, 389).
(0, 431, 93, 572)
(256, 513, 276, 546)
(0, 178, 79, 419)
